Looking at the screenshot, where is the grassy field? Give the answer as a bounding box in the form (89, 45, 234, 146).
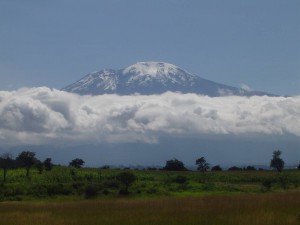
(0, 167, 300, 224)
(0, 191, 299, 225)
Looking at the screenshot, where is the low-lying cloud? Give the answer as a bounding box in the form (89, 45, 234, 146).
(0, 87, 299, 147)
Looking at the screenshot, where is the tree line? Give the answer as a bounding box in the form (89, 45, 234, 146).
(0, 150, 298, 183)
(163, 150, 291, 172)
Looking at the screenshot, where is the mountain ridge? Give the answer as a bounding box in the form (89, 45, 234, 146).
(62, 62, 275, 96)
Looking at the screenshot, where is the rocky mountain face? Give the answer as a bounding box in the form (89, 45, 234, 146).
(62, 62, 273, 96)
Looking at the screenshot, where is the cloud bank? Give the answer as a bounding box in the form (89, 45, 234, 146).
(0, 87, 299, 147)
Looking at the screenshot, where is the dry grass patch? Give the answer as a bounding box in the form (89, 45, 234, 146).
(0, 191, 299, 225)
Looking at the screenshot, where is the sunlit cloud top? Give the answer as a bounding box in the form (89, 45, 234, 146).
(0, 87, 299, 147)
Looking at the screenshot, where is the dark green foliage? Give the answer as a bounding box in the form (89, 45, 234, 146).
(46, 183, 73, 196)
(202, 182, 216, 191)
(261, 178, 273, 191)
(228, 166, 243, 171)
(85, 184, 98, 198)
(44, 158, 54, 171)
(103, 179, 120, 189)
(297, 163, 300, 170)
(163, 158, 187, 171)
(16, 151, 37, 179)
(100, 165, 110, 169)
(270, 150, 284, 172)
(146, 167, 157, 171)
(116, 172, 136, 192)
(36, 161, 44, 174)
(102, 189, 110, 195)
(211, 165, 222, 171)
(244, 166, 256, 171)
(72, 181, 85, 194)
(1, 150, 300, 201)
(69, 158, 85, 168)
(174, 175, 188, 184)
(0, 153, 14, 182)
(196, 157, 209, 172)
(277, 174, 290, 189)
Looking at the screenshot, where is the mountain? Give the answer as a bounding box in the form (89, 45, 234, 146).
(62, 62, 273, 96)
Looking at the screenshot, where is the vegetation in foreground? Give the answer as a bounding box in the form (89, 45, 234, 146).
(0, 165, 299, 201)
(0, 150, 299, 225)
(0, 150, 299, 201)
(0, 191, 299, 225)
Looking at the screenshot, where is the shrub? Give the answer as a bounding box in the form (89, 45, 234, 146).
(261, 178, 273, 191)
(202, 183, 215, 191)
(103, 180, 120, 189)
(102, 189, 110, 195)
(116, 172, 136, 192)
(47, 183, 72, 196)
(174, 175, 188, 184)
(228, 166, 243, 171)
(31, 184, 48, 197)
(277, 174, 290, 189)
(119, 189, 129, 195)
(85, 185, 98, 198)
(244, 166, 256, 171)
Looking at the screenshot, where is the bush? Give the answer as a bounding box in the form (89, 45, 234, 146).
(103, 179, 120, 189)
(277, 174, 290, 189)
(47, 183, 72, 196)
(244, 166, 256, 171)
(261, 179, 273, 191)
(119, 189, 129, 195)
(228, 166, 243, 171)
(202, 183, 215, 191)
(116, 172, 136, 192)
(102, 189, 110, 195)
(31, 184, 48, 197)
(174, 175, 188, 184)
(85, 185, 98, 198)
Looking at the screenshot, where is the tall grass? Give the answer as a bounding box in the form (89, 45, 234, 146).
(0, 191, 299, 225)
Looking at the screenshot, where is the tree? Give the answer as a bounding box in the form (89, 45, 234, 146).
(0, 153, 14, 182)
(36, 160, 44, 174)
(244, 166, 256, 171)
(211, 165, 223, 171)
(270, 150, 284, 172)
(116, 172, 136, 194)
(44, 158, 54, 171)
(196, 157, 210, 172)
(163, 158, 187, 171)
(297, 162, 300, 170)
(16, 151, 37, 179)
(69, 158, 85, 168)
(228, 166, 243, 171)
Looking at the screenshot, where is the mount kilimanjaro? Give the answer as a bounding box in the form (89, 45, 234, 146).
(62, 62, 273, 96)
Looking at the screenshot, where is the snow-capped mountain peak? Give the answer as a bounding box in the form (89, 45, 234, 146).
(123, 61, 181, 78)
(62, 62, 274, 96)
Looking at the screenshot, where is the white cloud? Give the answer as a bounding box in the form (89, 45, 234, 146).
(0, 87, 299, 146)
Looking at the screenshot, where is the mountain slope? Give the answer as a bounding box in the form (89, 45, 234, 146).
(62, 62, 273, 96)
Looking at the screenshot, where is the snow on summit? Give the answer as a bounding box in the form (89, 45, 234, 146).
(123, 62, 180, 78)
(62, 62, 274, 96)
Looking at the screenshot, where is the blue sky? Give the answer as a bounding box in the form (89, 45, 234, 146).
(0, 1, 299, 96)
